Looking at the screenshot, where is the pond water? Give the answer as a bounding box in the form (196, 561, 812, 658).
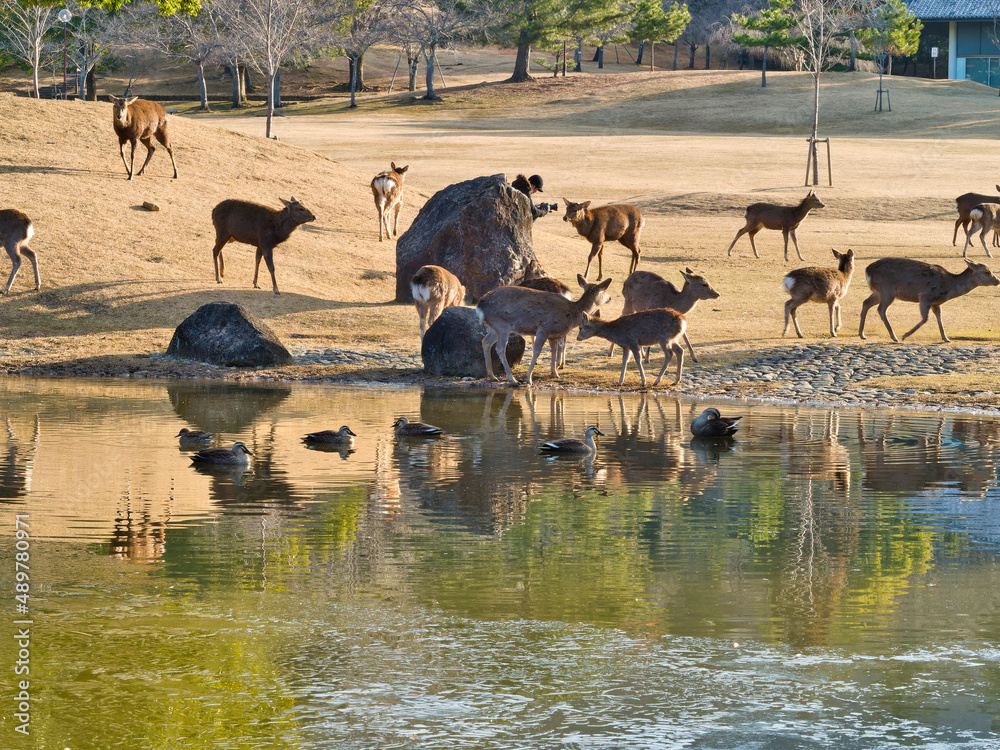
(1, 377, 999, 749)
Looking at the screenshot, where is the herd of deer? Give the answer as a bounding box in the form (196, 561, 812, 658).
(1, 95, 998, 392)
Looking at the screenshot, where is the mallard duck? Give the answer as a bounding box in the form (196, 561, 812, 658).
(190, 441, 254, 465)
(690, 408, 741, 438)
(393, 417, 442, 437)
(540, 425, 605, 454)
(302, 426, 357, 445)
(176, 428, 213, 445)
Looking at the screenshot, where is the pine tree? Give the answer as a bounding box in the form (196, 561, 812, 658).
(731, 0, 803, 88)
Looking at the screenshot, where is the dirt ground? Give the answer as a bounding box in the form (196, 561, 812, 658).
(2, 54, 1000, 401)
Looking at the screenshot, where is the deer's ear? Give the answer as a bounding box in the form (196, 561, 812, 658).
(577, 274, 588, 288)
(581, 201, 592, 209)
(684, 267, 695, 275)
(598, 277, 613, 291)
(279, 197, 293, 207)
(397, 165, 408, 174)
(846, 248, 854, 258)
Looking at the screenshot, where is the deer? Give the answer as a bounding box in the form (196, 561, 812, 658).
(961, 204, 999, 258)
(782, 248, 855, 338)
(210, 197, 316, 295)
(411, 265, 466, 340)
(953, 187, 1000, 246)
(726, 191, 824, 261)
(516, 267, 576, 368)
(578, 308, 687, 388)
(371, 163, 409, 242)
(476, 275, 613, 386)
(0, 209, 40, 295)
(859, 257, 1000, 343)
(562, 200, 644, 281)
(611, 268, 720, 363)
(110, 95, 178, 181)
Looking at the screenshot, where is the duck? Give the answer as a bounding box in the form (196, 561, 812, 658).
(392, 417, 442, 437)
(302, 426, 357, 445)
(540, 425, 605, 454)
(176, 428, 213, 445)
(190, 441, 254, 465)
(690, 408, 741, 438)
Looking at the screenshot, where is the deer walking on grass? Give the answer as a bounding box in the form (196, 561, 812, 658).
(0, 209, 40, 295)
(110, 95, 178, 181)
(961, 204, 999, 258)
(726, 191, 824, 261)
(612, 268, 719, 363)
(371, 163, 409, 242)
(578, 308, 687, 388)
(783, 248, 855, 338)
(859, 257, 999, 343)
(411, 265, 466, 340)
(953, 187, 1000, 246)
(210, 197, 316, 295)
(476, 275, 612, 386)
(562, 200, 644, 281)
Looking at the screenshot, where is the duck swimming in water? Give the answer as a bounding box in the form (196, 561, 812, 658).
(690, 408, 741, 438)
(539, 425, 605, 454)
(393, 417, 442, 437)
(302, 426, 357, 445)
(190, 441, 254, 465)
(176, 428, 213, 445)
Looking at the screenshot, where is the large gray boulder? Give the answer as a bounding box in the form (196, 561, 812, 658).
(396, 174, 538, 303)
(167, 302, 293, 367)
(421, 306, 525, 378)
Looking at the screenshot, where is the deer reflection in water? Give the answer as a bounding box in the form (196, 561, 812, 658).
(0, 416, 39, 501)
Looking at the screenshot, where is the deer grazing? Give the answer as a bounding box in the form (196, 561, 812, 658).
(210, 197, 316, 295)
(411, 265, 466, 340)
(578, 308, 687, 388)
(612, 268, 720, 363)
(782, 248, 855, 338)
(0, 209, 40, 295)
(110, 95, 178, 181)
(961, 204, 999, 258)
(562, 200, 644, 281)
(371, 163, 409, 242)
(953, 187, 1000, 245)
(726, 191, 824, 261)
(476, 275, 612, 386)
(859, 257, 1000, 343)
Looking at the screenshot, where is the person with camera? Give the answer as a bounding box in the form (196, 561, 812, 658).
(512, 174, 558, 220)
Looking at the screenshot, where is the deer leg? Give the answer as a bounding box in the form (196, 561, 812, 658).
(784, 298, 805, 338)
(391, 201, 402, 238)
(252, 248, 264, 289)
(136, 136, 156, 176)
(618, 348, 632, 387)
(832, 300, 841, 336)
(653, 342, 671, 386)
(789, 229, 805, 261)
(375, 200, 385, 242)
(1, 247, 21, 295)
(416, 303, 429, 340)
(876, 297, 901, 342)
(481, 329, 500, 380)
(901, 298, 932, 341)
(155, 130, 178, 178)
(18, 247, 39, 291)
(118, 141, 132, 179)
(631, 346, 648, 387)
(980, 227, 993, 258)
(859, 293, 879, 340)
(583, 243, 600, 281)
(930, 304, 949, 343)
(261, 249, 279, 295)
(523, 332, 548, 386)
(683, 333, 698, 363)
(953, 218, 967, 246)
(747, 229, 762, 259)
(548, 338, 561, 378)
(962, 230, 974, 258)
(211, 236, 229, 283)
(127, 141, 137, 180)
(726, 226, 750, 257)
(670, 343, 684, 385)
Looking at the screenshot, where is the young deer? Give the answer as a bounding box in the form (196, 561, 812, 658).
(562, 200, 644, 281)
(612, 268, 720, 363)
(961, 204, 999, 258)
(782, 248, 855, 338)
(859, 257, 1000, 343)
(371, 163, 409, 242)
(0, 209, 40, 295)
(726, 191, 824, 261)
(578, 308, 687, 388)
(110, 95, 178, 181)
(476, 275, 612, 386)
(210, 197, 316, 295)
(517, 269, 575, 368)
(411, 265, 466, 340)
(953, 187, 1000, 245)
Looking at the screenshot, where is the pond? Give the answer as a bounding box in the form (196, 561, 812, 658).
(1, 377, 999, 749)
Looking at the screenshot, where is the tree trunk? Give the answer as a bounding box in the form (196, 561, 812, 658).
(348, 52, 366, 91)
(265, 69, 275, 138)
(350, 55, 359, 107)
(597, 45, 604, 69)
(688, 42, 696, 69)
(407, 51, 418, 91)
(636, 40, 644, 66)
(196, 58, 210, 110)
(242, 65, 250, 99)
(31, 52, 40, 99)
(705, 44, 710, 69)
(509, 29, 533, 82)
(273, 68, 281, 108)
(848, 31, 856, 71)
(228, 65, 242, 108)
(810, 72, 820, 185)
(424, 42, 440, 99)
(85, 67, 96, 100)
(761, 44, 768, 88)
(574, 40, 582, 72)
(650, 41, 654, 71)
(673, 42, 679, 70)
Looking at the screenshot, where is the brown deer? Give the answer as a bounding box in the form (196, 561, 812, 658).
(782, 248, 855, 338)
(411, 265, 466, 340)
(578, 308, 687, 388)
(562, 200, 644, 281)
(961, 204, 999, 258)
(476, 275, 612, 386)
(613, 268, 720, 363)
(859, 257, 999, 343)
(953, 187, 1000, 245)
(210, 197, 316, 295)
(371, 163, 409, 241)
(726, 191, 824, 261)
(517, 268, 576, 368)
(0, 209, 40, 295)
(110, 95, 178, 181)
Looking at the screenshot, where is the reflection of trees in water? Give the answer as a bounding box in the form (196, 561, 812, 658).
(0, 416, 38, 501)
(110, 488, 167, 561)
(166, 383, 292, 433)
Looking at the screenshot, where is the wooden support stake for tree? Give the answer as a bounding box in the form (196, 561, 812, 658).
(804, 137, 833, 187)
(388, 49, 403, 94)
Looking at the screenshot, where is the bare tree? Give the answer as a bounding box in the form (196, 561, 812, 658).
(0, 0, 57, 98)
(338, 0, 392, 106)
(65, 2, 123, 101)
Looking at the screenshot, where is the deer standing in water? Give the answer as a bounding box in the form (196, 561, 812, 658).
(371, 163, 409, 241)
(410, 265, 466, 340)
(782, 248, 855, 338)
(859, 257, 999, 343)
(562, 200, 644, 281)
(726, 191, 824, 261)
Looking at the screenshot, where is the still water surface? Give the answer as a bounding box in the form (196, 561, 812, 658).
(1, 378, 999, 749)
